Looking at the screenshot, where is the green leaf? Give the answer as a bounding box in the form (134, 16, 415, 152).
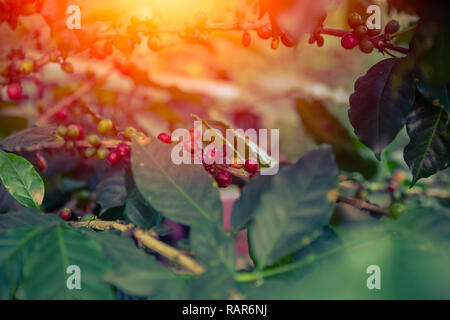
(131, 138, 222, 226)
(124, 190, 162, 229)
(416, 74, 450, 114)
(17, 226, 114, 299)
(296, 98, 378, 179)
(0, 150, 45, 209)
(0, 227, 45, 299)
(240, 205, 450, 299)
(404, 94, 450, 185)
(104, 258, 179, 298)
(349, 58, 416, 159)
(248, 145, 338, 269)
(86, 230, 156, 268)
(0, 125, 57, 152)
(0, 210, 62, 233)
(190, 220, 235, 271)
(96, 167, 127, 215)
(231, 174, 272, 232)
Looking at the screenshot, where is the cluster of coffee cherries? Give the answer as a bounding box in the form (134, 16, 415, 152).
(341, 12, 401, 53)
(157, 129, 259, 188)
(53, 109, 135, 167)
(178, 11, 213, 45)
(241, 25, 298, 49)
(0, 49, 75, 103)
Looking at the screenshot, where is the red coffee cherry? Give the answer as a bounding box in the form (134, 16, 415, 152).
(368, 28, 382, 36)
(215, 170, 232, 188)
(316, 35, 324, 47)
(341, 33, 359, 50)
(257, 25, 272, 40)
(117, 143, 131, 157)
(242, 31, 251, 47)
(354, 25, 368, 38)
(359, 38, 374, 53)
(203, 148, 217, 164)
(55, 108, 69, 121)
(245, 158, 259, 174)
(7, 83, 22, 100)
(107, 149, 121, 165)
(157, 132, 172, 144)
(36, 153, 47, 172)
(59, 208, 72, 221)
(348, 12, 363, 28)
(384, 20, 400, 34)
(280, 32, 297, 48)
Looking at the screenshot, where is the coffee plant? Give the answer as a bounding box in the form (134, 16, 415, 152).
(0, 0, 449, 300)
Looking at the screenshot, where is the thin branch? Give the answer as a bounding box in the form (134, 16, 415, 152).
(337, 195, 390, 216)
(69, 219, 205, 275)
(20, 139, 131, 152)
(35, 80, 98, 126)
(134, 229, 205, 275)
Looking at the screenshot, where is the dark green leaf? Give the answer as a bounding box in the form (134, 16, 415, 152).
(104, 259, 179, 298)
(190, 220, 235, 271)
(0, 210, 62, 233)
(17, 226, 114, 299)
(124, 190, 162, 229)
(349, 58, 416, 159)
(96, 167, 127, 216)
(0, 227, 45, 299)
(0, 150, 45, 209)
(131, 138, 222, 226)
(404, 94, 450, 185)
(296, 98, 378, 178)
(241, 205, 450, 299)
(231, 174, 272, 233)
(0, 125, 57, 152)
(248, 145, 338, 268)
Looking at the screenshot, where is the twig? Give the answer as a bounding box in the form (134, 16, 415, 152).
(337, 195, 390, 216)
(20, 139, 131, 152)
(35, 80, 98, 126)
(69, 219, 205, 275)
(134, 229, 205, 275)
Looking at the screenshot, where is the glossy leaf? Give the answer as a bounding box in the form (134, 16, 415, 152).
(104, 259, 179, 298)
(96, 167, 127, 215)
(241, 205, 450, 299)
(0, 125, 57, 152)
(349, 58, 416, 159)
(0, 150, 45, 209)
(124, 190, 162, 229)
(131, 138, 222, 226)
(296, 98, 378, 178)
(0, 227, 45, 299)
(17, 226, 114, 299)
(248, 145, 338, 268)
(0, 210, 62, 233)
(190, 220, 235, 271)
(404, 94, 450, 185)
